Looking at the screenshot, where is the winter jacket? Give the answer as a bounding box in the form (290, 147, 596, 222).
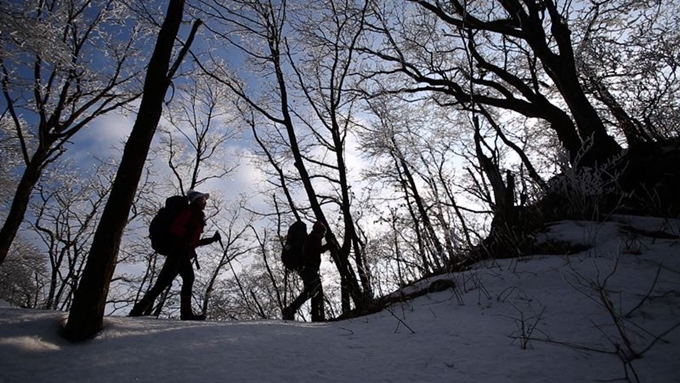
(169, 204, 206, 252)
(303, 229, 330, 270)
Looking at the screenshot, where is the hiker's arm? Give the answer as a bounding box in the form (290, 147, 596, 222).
(197, 231, 220, 247)
(197, 237, 214, 246)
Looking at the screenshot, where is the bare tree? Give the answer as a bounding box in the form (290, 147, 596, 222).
(65, 0, 200, 341)
(0, 2, 71, 66)
(30, 161, 114, 311)
(126, 71, 244, 319)
(83, 157, 164, 317)
(0, 239, 47, 308)
(361, 0, 622, 165)
(0, 0, 149, 266)
(195, 0, 372, 313)
(0, 119, 21, 215)
(199, 199, 254, 313)
(574, 0, 680, 143)
(360, 97, 472, 274)
(161, 73, 242, 190)
(288, 0, 374, 305)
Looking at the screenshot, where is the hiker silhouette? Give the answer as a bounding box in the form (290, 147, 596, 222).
(130, 190, 220, 320)
(283, 220, 329, 321)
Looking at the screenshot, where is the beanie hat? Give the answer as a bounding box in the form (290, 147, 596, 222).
(187, 190, 209, 203)
(313, 221, 325, 232)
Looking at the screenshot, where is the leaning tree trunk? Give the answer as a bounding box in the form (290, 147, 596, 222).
(472, 118, 519, 259)
(545, 58, 622, 164)
(271, 47, 367, 312)
(398, 156, 445, 271)
(64, 0, 195, 342)
(527, 0, 622, 164)
(0, 147, 49, 265)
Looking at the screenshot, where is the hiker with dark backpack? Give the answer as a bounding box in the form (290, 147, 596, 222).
(281, 221, 308, 272)
(129, 190, 220, 320)
(282, 220, 330, 321)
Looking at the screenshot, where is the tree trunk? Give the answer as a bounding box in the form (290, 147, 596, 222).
(332, 123, 373, 299)
(0, 149, 47, 265)
(584, 72, 652, 146)
(548, 62, 622, 164)
(473, 119, 511, 220)
(398, 157, 445, 271)
(529, 1, 622, 164)
(64, 0, 187, 342)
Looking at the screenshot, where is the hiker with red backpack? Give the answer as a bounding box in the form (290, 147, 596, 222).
(282, 220, 330, 322)
(129, 190, 220, 320)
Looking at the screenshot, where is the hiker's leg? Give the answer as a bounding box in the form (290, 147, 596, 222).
(148, 255, 182, 298)
(283, 268, 316, 320)
(177, 255, 195, 297)
(129, 256, 180, 316)
(180, 294, 205, 320)
(178, 255, 204, 320)
(310, 274, 324, 322)
(283, 290, 309, 320)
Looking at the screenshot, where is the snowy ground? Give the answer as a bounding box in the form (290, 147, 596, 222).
(1, 215, 679, 382)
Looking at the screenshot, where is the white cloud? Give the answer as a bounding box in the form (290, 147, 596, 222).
(65, 110, 136, 163)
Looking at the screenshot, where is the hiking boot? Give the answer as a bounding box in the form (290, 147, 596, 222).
(282, 307, 294, 321)
(180, 295, 205, 321)
(180, 313, 206, 321)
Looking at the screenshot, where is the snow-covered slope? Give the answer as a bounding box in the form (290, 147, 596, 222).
(1, 216, 679, 382)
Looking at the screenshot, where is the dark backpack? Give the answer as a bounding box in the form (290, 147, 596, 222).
(149, 195, 189, 255)
(281, 221, 307, 272)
